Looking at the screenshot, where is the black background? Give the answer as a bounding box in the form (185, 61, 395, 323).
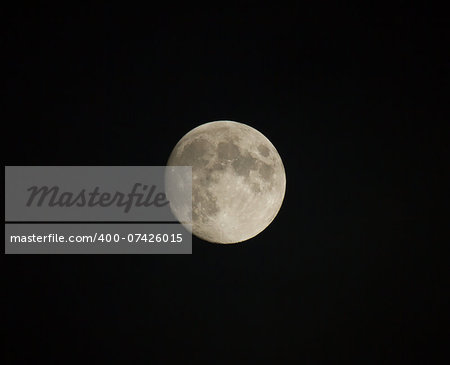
(5, 3, 447, 363)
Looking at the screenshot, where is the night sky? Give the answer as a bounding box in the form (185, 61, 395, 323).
(5, 3, 447, 363)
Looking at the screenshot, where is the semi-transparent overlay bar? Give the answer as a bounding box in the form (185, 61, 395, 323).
(5, 166, 192, 222)
(5, 224, 192, 254)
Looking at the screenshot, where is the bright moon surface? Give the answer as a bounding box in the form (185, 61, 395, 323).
(166, 120, 286, 244)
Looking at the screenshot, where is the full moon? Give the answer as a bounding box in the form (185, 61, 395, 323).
(166, 120, 286, 244)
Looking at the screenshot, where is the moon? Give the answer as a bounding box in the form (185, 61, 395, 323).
(166, 120, 286, 244)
